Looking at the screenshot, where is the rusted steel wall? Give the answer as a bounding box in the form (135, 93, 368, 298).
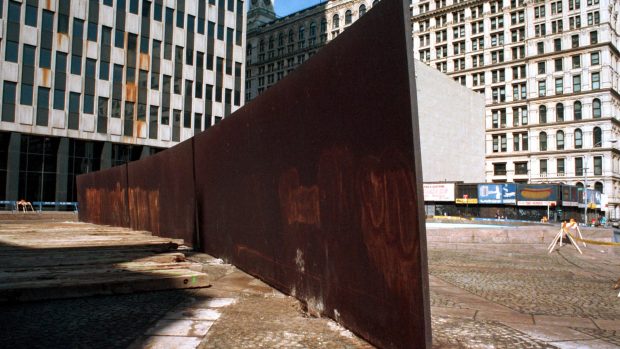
(77, 1, 430, 347)
(127, 139, 196, 244)
(77, 164, 129, 227)
(193, 1, 430, 347)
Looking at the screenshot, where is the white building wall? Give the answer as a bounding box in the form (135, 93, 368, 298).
(415, 60, 486, 182)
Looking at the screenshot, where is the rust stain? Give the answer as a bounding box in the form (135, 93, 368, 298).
(358, 150, 418, 296)
(45, 0, 52, 10)
(125, 83, 137, 102)
(278, 168, 321, 227)
(128, 188, 160, 234)
(41, 68, 51, 87)
(139, 53, 150, 71)
(56, 33, 67, 46)
(136, 121, 146, 138)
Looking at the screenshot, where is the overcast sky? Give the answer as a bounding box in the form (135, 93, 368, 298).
(274, 1, 325, 17)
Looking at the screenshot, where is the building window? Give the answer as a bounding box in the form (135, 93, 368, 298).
(557, 131, 565, 150)
(360, 4, 367, 16)
(537, 42, 544, 54)
(572, 55, 581, 69)
(555, 78, 563, 94)
(557, 158, 565, 176)
(538, 61, 545, 74)
(333, 14, 339, 29)
(345, 10, 352, 24)
(554, 38, 561, 51)
(571, 34, 579, 47)
(590, 30, 598, 44)
(575, 128, 583, 148)
(540, 159, 548, 176)
(591, 51, 600, 65)
(538, 80, 546, 96)
(573, 75, 581, 92)
(592, 72, 600, 89)
(574, 101, 582, 120)
(557, 103, 564, 121)
(594, 156, 602, 175)
(2, 81, 17, 122)
(540, 132, 548, 151)
(539, 105, 547, 123)
(25, 1, 38, 27)
(593, 98, 601, 118)
(494, 163, 507, 175)
(575, 157, 584, 176)
(595, 181, 603, 193)
(554, 58, 563, 72)
(515, 162, 528, 175)
(594, 127, 602, 146)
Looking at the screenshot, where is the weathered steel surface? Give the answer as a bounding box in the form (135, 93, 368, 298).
(193, 1, 430, 347)
(77, 0, 430, 347)
(77, 164, 129, 227)
(128, 139, 196, 245)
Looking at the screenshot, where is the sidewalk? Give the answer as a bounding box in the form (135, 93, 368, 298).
(1, 221, 619, 348)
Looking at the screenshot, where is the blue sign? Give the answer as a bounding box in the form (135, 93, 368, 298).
(502, 184, 516, 204)
(478, 184, 502, 204)
(478, 184, 517, 204)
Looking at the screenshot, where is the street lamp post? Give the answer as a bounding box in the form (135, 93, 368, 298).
(584, 139, 617, 225)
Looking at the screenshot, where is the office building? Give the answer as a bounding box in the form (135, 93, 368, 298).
(0, 0, 246, 203)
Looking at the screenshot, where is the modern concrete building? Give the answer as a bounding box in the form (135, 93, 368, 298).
(246, 0, 486, 183)
(0, 0, 245, 203)
(410, 0, 620, 217)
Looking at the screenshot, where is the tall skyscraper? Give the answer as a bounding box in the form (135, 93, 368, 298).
(0, 0, 246, 204)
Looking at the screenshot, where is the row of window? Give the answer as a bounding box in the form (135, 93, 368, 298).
(494, 157, 604, 178)
(492, 127, 603, 154)
(491, 99, 602, 129)
(420, 30, 598, 68)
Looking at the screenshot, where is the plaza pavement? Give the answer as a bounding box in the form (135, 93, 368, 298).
(0, 219, 619, 348)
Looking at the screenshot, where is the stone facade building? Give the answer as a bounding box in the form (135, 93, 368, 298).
(0, 0, 245, 203)
(410, 0, 620, 217)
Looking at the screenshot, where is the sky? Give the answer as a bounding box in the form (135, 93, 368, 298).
(274, 1, 326, 17)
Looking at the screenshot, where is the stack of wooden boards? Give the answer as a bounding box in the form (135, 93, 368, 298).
(0, 221, 209, 302)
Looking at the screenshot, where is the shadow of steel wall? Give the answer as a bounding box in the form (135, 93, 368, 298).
(77, 0, 430, 347)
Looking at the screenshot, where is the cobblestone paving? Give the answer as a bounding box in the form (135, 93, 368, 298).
(430, 289, 467, 309)
(0, 290, 191, 349)
(431, 316, 557, 349)
(571, 327, 620, 346)
(428, 249, 620, 320)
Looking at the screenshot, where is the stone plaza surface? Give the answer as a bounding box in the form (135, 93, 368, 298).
(0, 220, 619, 348)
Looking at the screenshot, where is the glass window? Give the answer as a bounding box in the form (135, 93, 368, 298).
(556, 131, 565, 150)
(591, 51, 600, 65)
(592, 72, 600, 89)
(5, 41, 18, 63)
(575, 157, 583, 176)
(590, 30, 598, 44)
(2, 81, 17, 122)
(53, 89, 65, 110)
(593, 98, 601, 118)
(594, 157, 602, 175)
(88, 22, 98, 42)
(345, 10, 352, 24)
(333, 14, 339, 29)
(573, 75, 581, 92)
(39, 48, 51, 69)
(115, 29, 124, 48)
(575, 129, 583, 148)
(593, 127, 602, 146)
(556, 103, 564, 121)
(574, 101, 582, 120)
(360, 4, 367, 16)
(538, 80, 546, 96)
(539, 132, 548, 151)
(557, 158, 565, 175)
(25, 4, 37, 27)
(540, 159, 548, 175)
(539, 105, 547, 123)
(129, 0, 138, 14)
